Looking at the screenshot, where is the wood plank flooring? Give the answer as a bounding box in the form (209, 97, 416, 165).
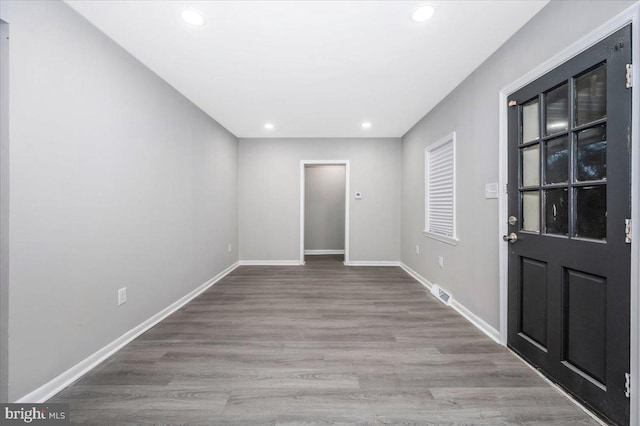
(51, 255, 598, 425)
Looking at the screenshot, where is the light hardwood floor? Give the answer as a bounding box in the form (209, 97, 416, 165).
(51, 255, 599, 425)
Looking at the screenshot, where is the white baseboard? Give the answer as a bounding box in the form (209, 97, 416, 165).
(238, 260, 302, 266)
(304, 250, 345, 255)
(15, 261, 240, 403)
(400, 262, 500, 344)
(451, 298, 501, 344)
(400, 263, 432, 290)
(344, 261, 401, 267)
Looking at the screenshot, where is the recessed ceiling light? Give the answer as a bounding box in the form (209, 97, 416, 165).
(412, 5, 435, 22)
(264, 123, 275, 130)
(361, 122, 372, 129)
(181, 8, 206, 26)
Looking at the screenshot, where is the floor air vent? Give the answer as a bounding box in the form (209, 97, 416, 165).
(431, 285, 452, 306)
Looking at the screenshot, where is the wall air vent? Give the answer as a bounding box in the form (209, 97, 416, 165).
(431, 284, 453, 306)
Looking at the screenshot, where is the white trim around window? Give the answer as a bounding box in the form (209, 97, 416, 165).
(423, 131, 458, 246)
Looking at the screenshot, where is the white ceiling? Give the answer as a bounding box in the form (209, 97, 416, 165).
(65, 0, 548, 138)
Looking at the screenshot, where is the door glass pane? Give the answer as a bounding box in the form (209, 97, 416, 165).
(522, 99, 540, 143)
(544, 136, 569, 184)
(521, 144, 540, 187)
(545, 188, 568, 235)
(575, 186, 606, 240)
(576, 125, 607, 182)
(522, 191, 540, 232)
(545, 83, 569, 135)
(575, 64, 606, 126)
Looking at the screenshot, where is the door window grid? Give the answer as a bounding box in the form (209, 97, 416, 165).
(518, 63, 607, 241)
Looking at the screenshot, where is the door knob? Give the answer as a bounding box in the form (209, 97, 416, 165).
(503, 232, 518, 243)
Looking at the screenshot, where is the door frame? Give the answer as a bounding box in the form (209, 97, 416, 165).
(299, 160, 350, 265)
(498, 3, 640, 424)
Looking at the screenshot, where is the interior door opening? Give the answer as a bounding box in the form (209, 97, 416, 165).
(299, 161, 349, 265)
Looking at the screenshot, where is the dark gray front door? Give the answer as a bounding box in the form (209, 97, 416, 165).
(507, 26, 632, 425)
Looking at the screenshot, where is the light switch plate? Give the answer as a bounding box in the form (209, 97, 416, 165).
(485, 183, 499, 199)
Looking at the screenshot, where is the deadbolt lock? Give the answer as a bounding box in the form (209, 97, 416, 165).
(508, 216, 518, 226)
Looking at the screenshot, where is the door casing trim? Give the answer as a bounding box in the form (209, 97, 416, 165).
(498, 3, 640, 424)
(299, 160, 350, 265)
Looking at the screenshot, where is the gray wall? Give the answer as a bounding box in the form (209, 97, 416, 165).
(0, 18, 9, 403)
(401, 0, 636, 330)
(239, 138, 401, 262)
(304, 165, 346, 252)
(2, 0, 239, 401)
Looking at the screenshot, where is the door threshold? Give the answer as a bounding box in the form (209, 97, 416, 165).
(507, 347, 609, 426)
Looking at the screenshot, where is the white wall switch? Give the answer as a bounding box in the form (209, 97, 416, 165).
(354, 191, 362, 199)
(416, 245, 420, 255)
(438, 256, 444, 268)
(485, 183, 499, 199)
(228, 244, 232, 253)
(118, 287, 127, 306)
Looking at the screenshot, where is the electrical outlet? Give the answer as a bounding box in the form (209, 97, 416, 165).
(228, 244, 232, 253)
(415, 245, 420, 255)
(118, 287, 127, 306)
(438, 256, 444, 268)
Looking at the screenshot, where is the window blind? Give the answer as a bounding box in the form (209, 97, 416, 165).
(426, 140, 454, 237)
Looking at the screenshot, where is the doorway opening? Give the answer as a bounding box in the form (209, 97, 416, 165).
(299, 161, 350, 265)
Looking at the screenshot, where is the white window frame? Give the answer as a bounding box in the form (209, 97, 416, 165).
(424, 131, 458, 245)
